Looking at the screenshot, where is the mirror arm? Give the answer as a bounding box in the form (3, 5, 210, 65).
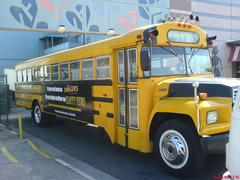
(148, 42, 152, 76)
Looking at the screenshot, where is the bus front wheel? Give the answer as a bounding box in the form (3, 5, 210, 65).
(154, 119, 205, 177)
(32, 103, 46, 127)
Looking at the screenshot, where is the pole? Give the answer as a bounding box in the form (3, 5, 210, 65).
(192, 82, 200, 133)
(18, 113, 23, 142)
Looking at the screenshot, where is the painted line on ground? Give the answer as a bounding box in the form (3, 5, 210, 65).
(27, 139, 53, 160)
(55, 158, 97, 180)
(9, 130, 18, 135)
(0, 147, 19, 163)
(0, 123, 6, 128)
(27, 139, 96, 179)
(0, 123, 18, 136)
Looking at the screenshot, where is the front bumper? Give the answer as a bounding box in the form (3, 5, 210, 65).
(200, 133, 229, 154)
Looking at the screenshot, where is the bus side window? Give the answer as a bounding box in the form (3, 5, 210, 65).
(52, 64, 59, 81)
(32, 68, 37, 82)
(60, 63, 69, 81)
(38, 66, 44, 81)
(70, 61, 80, 80)
(17, 70, 22, 82)
(82, 59, 94, 80)
(118, 50, 125, 83)
(96, 56, 110, 79)
(22, 69, 27, 82)
(44, 65, 51, 81)
(27, 68, 32, 82)
(127, 48, 137, 83)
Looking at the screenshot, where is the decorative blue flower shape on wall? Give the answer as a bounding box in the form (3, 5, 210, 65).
(66, 4, 99, 32)
(9, 0, 48, 29)
(138, 0, 162, 23)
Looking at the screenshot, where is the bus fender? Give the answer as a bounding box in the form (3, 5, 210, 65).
(147, 99, 198, 141)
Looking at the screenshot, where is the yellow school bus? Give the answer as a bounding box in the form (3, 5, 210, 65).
(15, 18, 238, 176)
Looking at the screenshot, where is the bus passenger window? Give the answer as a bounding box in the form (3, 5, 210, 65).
(17, 70, 22, 82)
(52, 64, 59, 81)
(38, 66, 44, 81)
(82, 59, 94, 80)
(96, 56, 110, 79)
(70, 61, 80, 80)
(128, 48, 137, 83)
(22, 69, 27, 82)
(27, 69, 32, 82)
(118, 50, 125, 83)
(44, 65, 50, 81)
(32, 68, 37, 82)
(61, 64, 69, 81)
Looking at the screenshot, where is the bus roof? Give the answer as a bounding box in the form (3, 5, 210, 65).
(15, 22, 206, 70)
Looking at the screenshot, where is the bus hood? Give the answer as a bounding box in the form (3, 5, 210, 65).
(165, 77, 240, 99)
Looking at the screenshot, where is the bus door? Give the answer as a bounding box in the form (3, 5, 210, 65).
(117, 48, 139, 149)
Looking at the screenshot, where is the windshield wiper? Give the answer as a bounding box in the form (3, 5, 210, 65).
(187, 48, 200, 74)
(162, 42, 185, 63)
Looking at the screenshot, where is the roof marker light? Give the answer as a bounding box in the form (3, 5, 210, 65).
(195, 16, 200, 22)
(190, 14, 194, 20)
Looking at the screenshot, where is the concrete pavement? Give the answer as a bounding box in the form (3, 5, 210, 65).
(0, 121, 117, 180)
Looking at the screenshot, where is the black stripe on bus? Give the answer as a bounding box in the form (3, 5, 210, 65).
(168, 83, 232, 97)
(92, 97, 113, 103)
(92, 80, 113, 86)
(106, 112, 114, 118)
(16, 80, 113, 86)
(93, 110, 100, 115)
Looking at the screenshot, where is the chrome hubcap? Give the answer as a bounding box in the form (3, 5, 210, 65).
(34, 105, 41, 124)
(159, 130, 189, 169)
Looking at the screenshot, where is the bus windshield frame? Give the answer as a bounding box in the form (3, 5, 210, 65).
(142, 46, 213, 77)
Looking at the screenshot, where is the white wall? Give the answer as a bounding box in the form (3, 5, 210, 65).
(4, 69, 16, 91)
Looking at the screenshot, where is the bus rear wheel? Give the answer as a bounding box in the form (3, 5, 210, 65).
(154, 119, 205, 177)
(33, 103, 46, 127)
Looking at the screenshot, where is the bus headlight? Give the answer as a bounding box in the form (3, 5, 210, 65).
(207, 111, 218, 124)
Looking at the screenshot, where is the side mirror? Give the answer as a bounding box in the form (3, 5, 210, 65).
(140, 47, 151, 71)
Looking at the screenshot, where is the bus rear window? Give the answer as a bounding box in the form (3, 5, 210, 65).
(38, 66, 44, 81)
(70, 61, 80, 80)
(60, 63, 69, 81)
(52, 64, 59, 81)
(82, 59, 94, 80)
(168, 30, 199, 44)
(32, 68, 37, 82)
(27, 69, 32, 82)
(96, 56, 110, 79)
(44, 65, 50, 81)
(17, 70, 22, 82)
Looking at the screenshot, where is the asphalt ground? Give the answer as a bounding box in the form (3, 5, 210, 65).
(3, 107, 227, 180)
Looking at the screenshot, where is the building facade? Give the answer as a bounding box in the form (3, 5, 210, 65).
(0, 0, 240, 77)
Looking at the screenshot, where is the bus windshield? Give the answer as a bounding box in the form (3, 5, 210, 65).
(148, 46, 212, 76)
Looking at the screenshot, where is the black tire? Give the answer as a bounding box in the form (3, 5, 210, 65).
(154, 119, 206, 177)
(32, 103, 47, 127)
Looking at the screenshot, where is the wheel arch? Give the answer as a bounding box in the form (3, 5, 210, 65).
(32, 99, 39, 109)
(149, 112, 198, 141)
